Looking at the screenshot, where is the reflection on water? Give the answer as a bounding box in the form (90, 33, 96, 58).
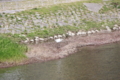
(0, 42, 120, 80)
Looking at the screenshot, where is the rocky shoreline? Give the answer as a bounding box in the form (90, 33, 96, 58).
(0, 30, 120, 68)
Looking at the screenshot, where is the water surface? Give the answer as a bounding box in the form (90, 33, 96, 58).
(0, 42, 120, 80)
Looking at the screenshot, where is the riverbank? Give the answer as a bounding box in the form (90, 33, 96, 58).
(0, 30, 120, 68)
(0, 0, 120, 68)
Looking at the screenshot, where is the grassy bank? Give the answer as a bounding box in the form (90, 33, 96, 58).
(0, 36, 27, 62)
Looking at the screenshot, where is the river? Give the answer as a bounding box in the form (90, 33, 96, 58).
(0, 42, 120, 80)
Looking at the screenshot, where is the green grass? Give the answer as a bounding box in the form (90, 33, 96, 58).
(99, 0, 120, 13)
(0, 36, 27, 62)
(87, 0, 103, 3)
(14, 1, 87, 16)
(26, 20, 118, 38)
(26, 26, 80, 38)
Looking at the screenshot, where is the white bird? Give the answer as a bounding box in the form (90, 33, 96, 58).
(24, 38, 29, 43)
(54, 35, 58, 39)
(35, 36, 39, 44)
(39, 38, 44, 41)
(55, 38, 63, 43)
(106, 26, 112, 32)
(58, 35, 63, 38)
(30, 39, 34, 43)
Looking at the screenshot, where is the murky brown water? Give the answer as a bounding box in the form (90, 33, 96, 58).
(0, 42, 120, 80)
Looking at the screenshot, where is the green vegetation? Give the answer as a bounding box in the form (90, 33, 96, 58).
(87, 0, 103, 3)
(0, 36, 27, 62)
(26, 20, 120, 38)
(16, 1, 86, 16)
(27, 26, 80, 38)
(99, 0, 120, 13)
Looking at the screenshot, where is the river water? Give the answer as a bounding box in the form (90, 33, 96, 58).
(0, 42, 120, 80)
